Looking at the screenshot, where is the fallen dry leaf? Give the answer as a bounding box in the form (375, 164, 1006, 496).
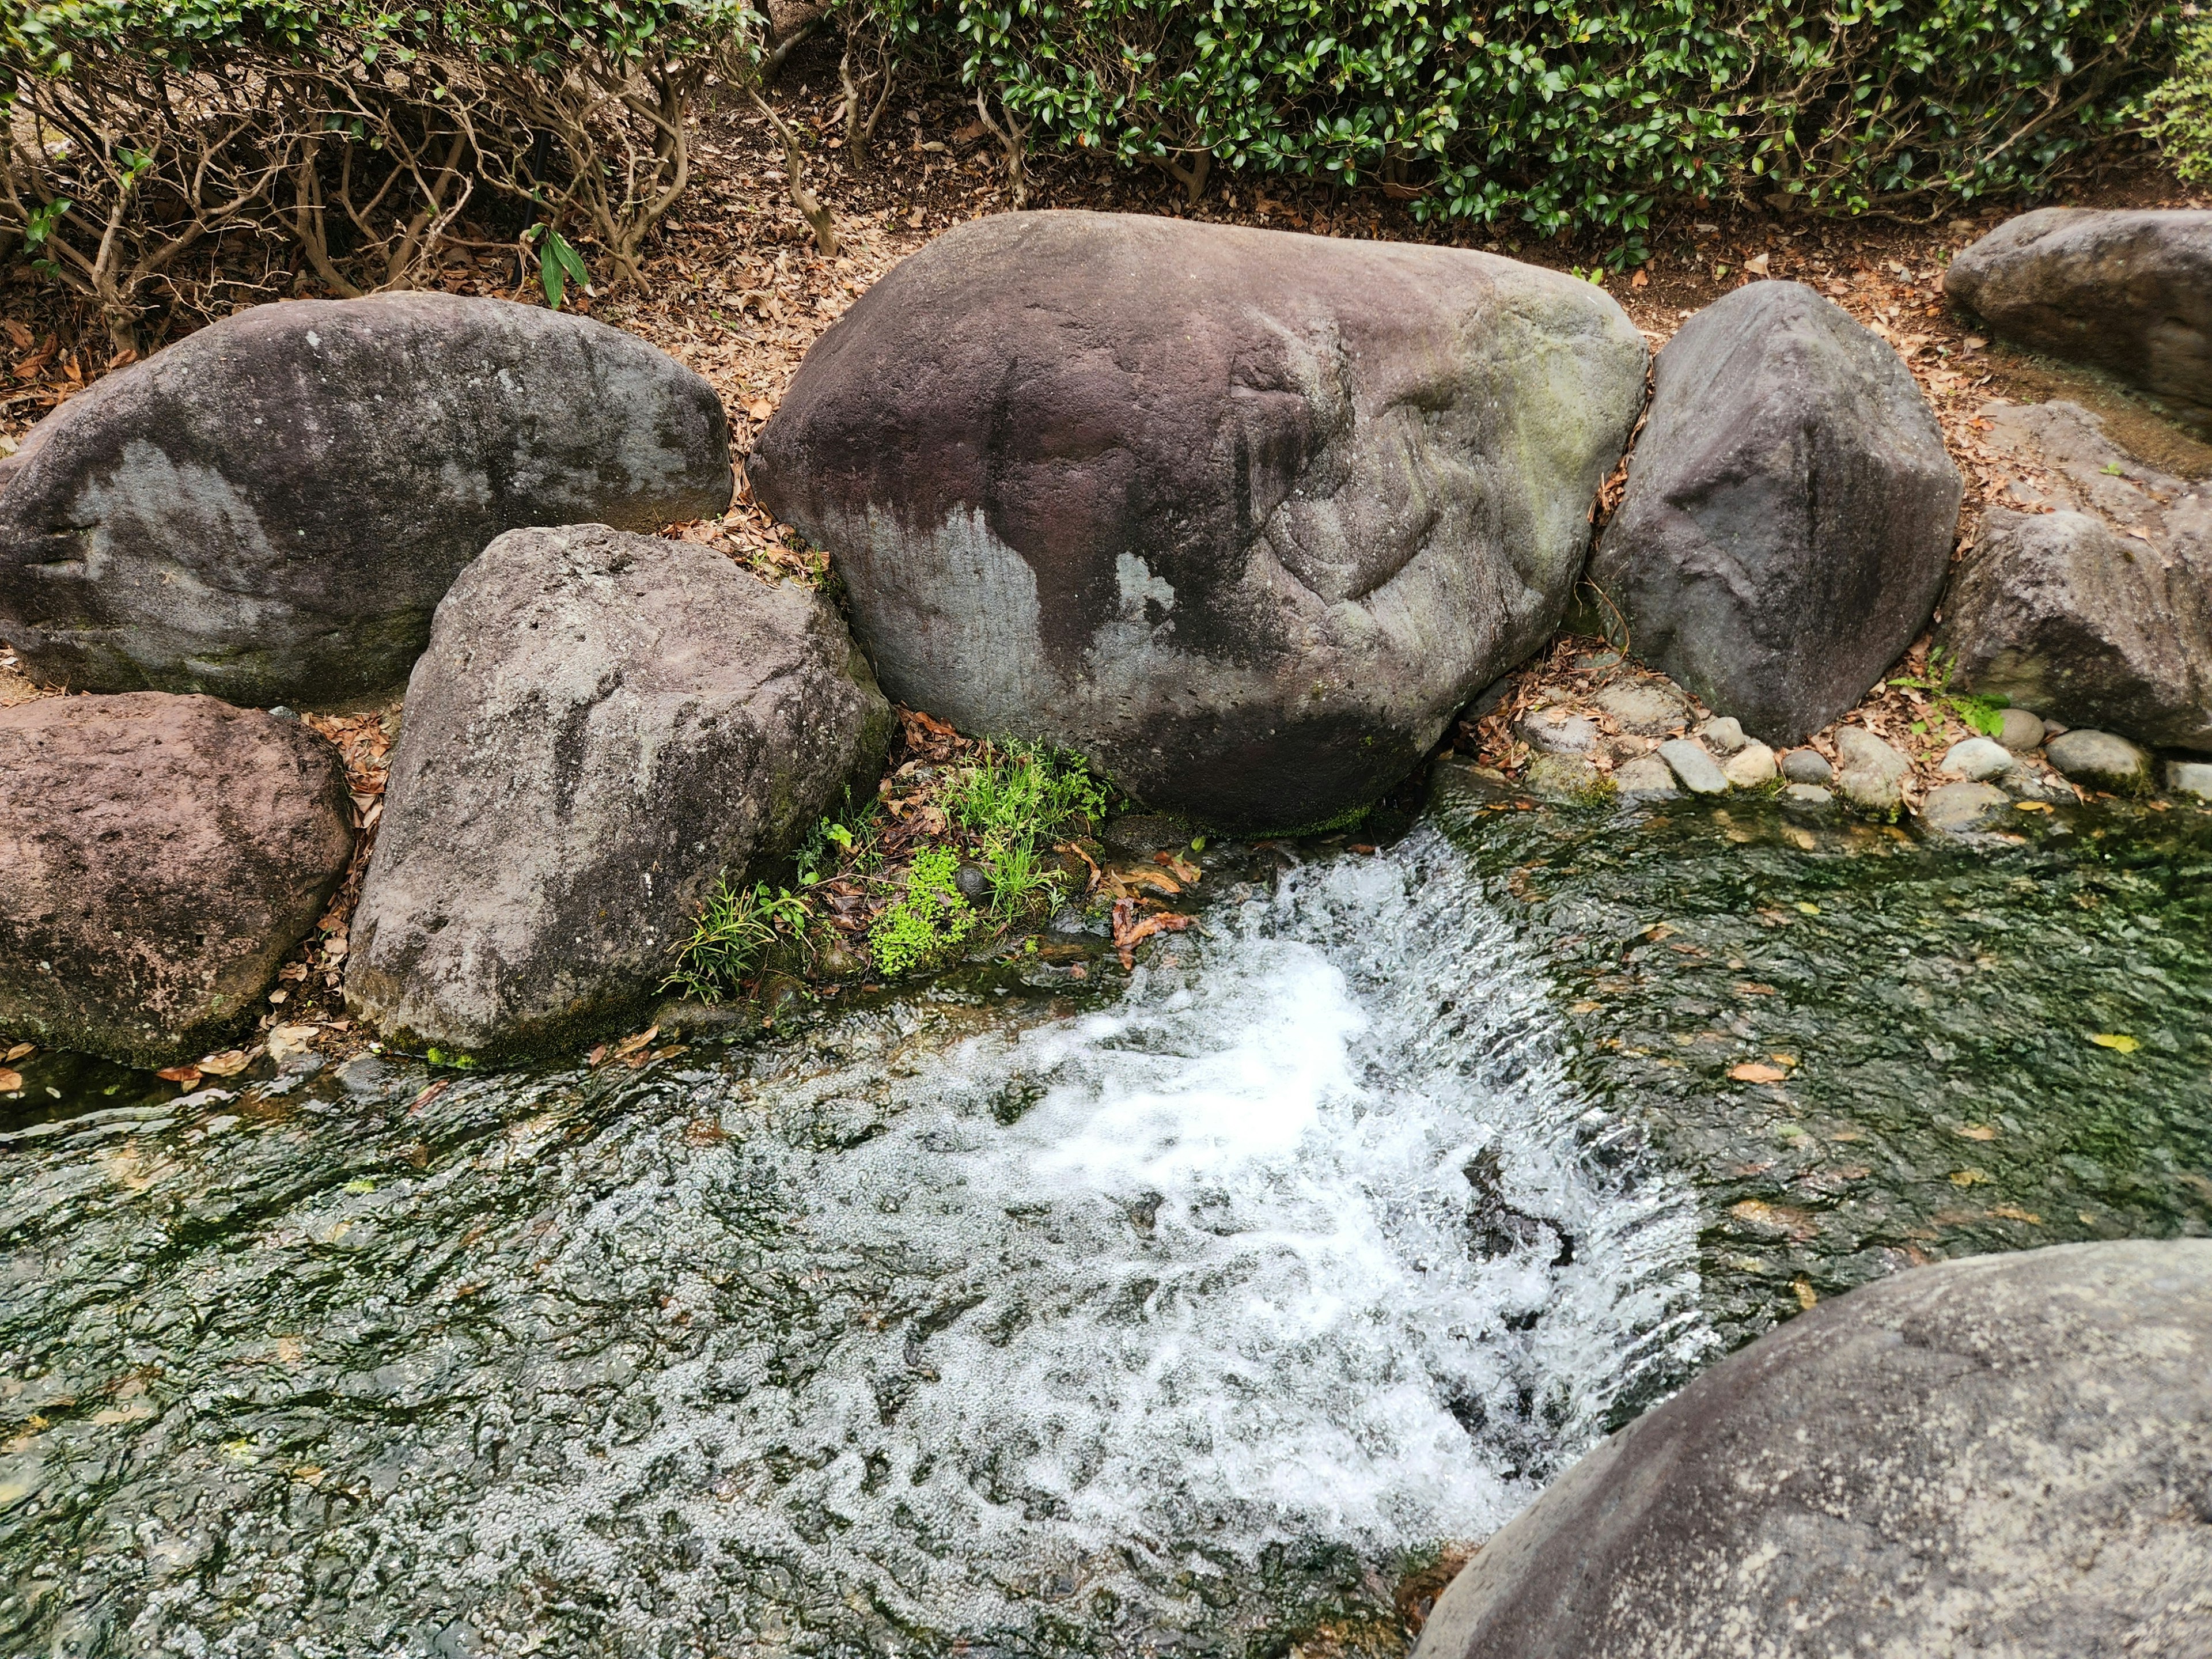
(267, 1024, 319, 1062)
(0, 1068, 20, 1092)
(156, 1065, 202, 1086)
(1989, 1205, 2044, 1225)
(2089, 1032, 2140, 1053)
(1728, 1062, 1788, 1084)
(1729, 1199, 1819, 1240)
(3, 1041, 32, 1062)
(1110, 897, 1195, 969)
(197, 1050, 252, 1077)
(1955, 1123, 1998, 1141)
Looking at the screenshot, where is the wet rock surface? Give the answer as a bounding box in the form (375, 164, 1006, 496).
(0, 296, 734, 707)
(1414, 1240, 2212, 1659)
(1938, 400, 2212, 749)
(1945, 209, 2212, 431)
(0, 692, 352, 1066)
(1832, 726, 1910, 814)
(1590, 281, 1961, 743)
(2045, 728, 2154, 793)
(347, 525, 889, 1057)
(1920, 779, 2011, 834)
(751, 210, 1646, 831)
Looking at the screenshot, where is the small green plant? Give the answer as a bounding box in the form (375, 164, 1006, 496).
(664, 876, 817, 1005)
(945, 741, 1107, 918)
(1889, 651, 2007, 737)
(425, 1048, 478, 1070)
(2146, 14, 2212, 183)
(869, 848, 976, 976)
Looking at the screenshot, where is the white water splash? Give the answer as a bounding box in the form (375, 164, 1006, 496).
(459, 831, 1709, 1651)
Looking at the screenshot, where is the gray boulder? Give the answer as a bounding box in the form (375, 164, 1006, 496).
(1611, 755, 1678, 801)
(1779, 748, 1832, 785)
(1656, 738, 1728, 796)
(1590, 282, 1961, 744)
(1834, 726, 1910, 815)
(1944, 209, 2212, 431)
(1413, 1240, 2212, 1659)
(0, 296, 733, 708)
(1940, 735, 2013, 782)
(751, 210, 1646, 832)
(346, 525, 890, 1058)
(1920, 780, 2010, 835)
(0, 692, 353, 1066)
(1591, 679, 1687, 736)
(2045, 728, 2153, 794)
(1937, 402, 2212, 749)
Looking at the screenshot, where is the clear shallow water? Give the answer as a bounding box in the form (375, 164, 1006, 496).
(5, 791, 2208, 1657)
(0, 834, 1705, 1658)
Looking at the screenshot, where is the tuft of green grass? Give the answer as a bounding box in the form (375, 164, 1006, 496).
(869, 847, 976, 975)
(663, 877, 815, 1005)
(945, 741, 1107, 919)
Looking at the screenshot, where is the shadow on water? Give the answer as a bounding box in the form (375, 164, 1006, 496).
(2, 783, 2207, 1657)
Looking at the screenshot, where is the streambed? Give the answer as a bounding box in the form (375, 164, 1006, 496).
(2, 790, 2207, 1658)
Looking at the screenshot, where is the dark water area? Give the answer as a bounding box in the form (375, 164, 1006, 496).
(3, 783, 2207, 1658)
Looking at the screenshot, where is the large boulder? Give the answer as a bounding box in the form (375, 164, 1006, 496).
(1414, 1240, 2212, 1659)
(0, 693, 354, 1067)
(1944, 209, 2212, 431)
(1938, 400, 2212, 749)
(751, 210, 1646, 832)
(0, 296, 733, 708)
(346, 525, 890, 1058)
(1589, 281, 1961, 745)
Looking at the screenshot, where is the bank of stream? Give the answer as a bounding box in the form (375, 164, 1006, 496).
(2, 781, 2207, 1657)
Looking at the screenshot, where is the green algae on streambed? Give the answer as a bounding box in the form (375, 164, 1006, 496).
(1, 783, 2208, 1658)
(1432, 767, 2212, 1361)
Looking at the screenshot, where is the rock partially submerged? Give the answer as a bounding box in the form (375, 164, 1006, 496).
(1945, 209, 2212, 431)
(1590, 281, 1960, 744)
(2045, 728, 2154, 793)
(0, 692, 353, 1066)
(1414, 1240, 2212, 1659)
(0, 296, 733, 707)
(752, 210, 1646, 832)
(1833, 726, 1910, 815)
(346, 525, 890, 1058)
(1938, 402, 2212, 750)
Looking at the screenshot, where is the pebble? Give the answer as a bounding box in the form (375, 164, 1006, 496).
(1781, 783, 1834, 808)
(1698, 716, 1748, 756)
(1518, 707, 1601, 754)
(2169, 760, 2212, 801)
(1658, 738, 1730, 795)
(1920, 781, 2010, 835)
(954, 861, 991, 901)
(2044, 729, 2153, 793)
(1940, 736, 2013, 782)
(1614, 755, 1680, 801)
(1523, 752, 1606, 800)
(1781, 749, 1833, 785)
(1834, 727, 1910, 813)
(1996, 707, 2047, 752)
(1722, 741, 1778, 787)
(1594, 680, 1690, 736)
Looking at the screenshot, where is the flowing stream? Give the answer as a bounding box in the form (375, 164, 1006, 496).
(3, 787, 2208, 1658)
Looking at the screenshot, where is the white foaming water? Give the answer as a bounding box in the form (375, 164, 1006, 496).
(464, 830, 1709, 1649)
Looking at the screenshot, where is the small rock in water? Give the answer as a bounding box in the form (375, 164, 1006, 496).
(1613, 755, 1680, 801)
(1781, 783, 1834, 808)
(1920, 781, 2010, 835)
(1522, 753, 1607, 801)
(1940, 736, 2014, 782)
(1518, 707, 1601, 755)
(1698, 716, 1748, 756)
(2044, 729, 2153, 793)
(954, 861, 992, 902)
(1834, 727, 1910, 814)
(2169, 759, 2212, 801)
(1997, 707, 2048, 752)
(1657, 738, 1729, 796)
(1722, 741, 1778, 787)
(1593, 680, 1690, 736)
(1781, 748, 1834, 785)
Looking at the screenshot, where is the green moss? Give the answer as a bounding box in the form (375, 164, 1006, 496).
(868, 848, 976, 976)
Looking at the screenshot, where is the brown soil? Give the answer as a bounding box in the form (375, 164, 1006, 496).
(4, 46, 2209, 1068)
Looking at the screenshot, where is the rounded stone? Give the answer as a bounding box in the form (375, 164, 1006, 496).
(1518, 707, 1601, 755)
(2169, 759, 2212, 802)
(1696, 715, 1747, 755)
(1997, 707, 2048, 751)
(1721, 740, 1777, 787)
(1833, 726, 1910, 814)
(1657, 738, 1729, 795)
(1920, 780, 2010, 835)
(1612, 754, 1679, 801)
(1592, 679, 1689, 736)
(1781, 783, 1834, 808)
(1780, 748, 1834, 784)
(2044, 728, 2154, 793)
(1941, 734, 2014, 782)
(1522, 752, 1607, 801)
(1413, 1240, 2212, 1659)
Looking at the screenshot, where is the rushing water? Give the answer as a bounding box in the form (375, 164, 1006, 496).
(3, 788, 2209, 1658)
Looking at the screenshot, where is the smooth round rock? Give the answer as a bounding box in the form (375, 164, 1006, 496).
(1920, 779, 2010, 834)
(1612, 754, 1679, 801)
(1696, 715, 1746, 755)
(1781, 783, 1834, 808)
(2045, 728, 2154, 793)
(1413, 1240, 2212, 1659)
(1941, 734, 2014, 781)
(2169, 759, 2212, 802)
(1779, 748, 1833, 784)
(1657, 738, 1729, 795)
(1720, 740, 1777, 787)
(1997, 706, 2048, 751)
(1834, 726, 1910, 814)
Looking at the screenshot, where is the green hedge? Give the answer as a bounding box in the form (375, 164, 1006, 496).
(855, 0, 2179, 252)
